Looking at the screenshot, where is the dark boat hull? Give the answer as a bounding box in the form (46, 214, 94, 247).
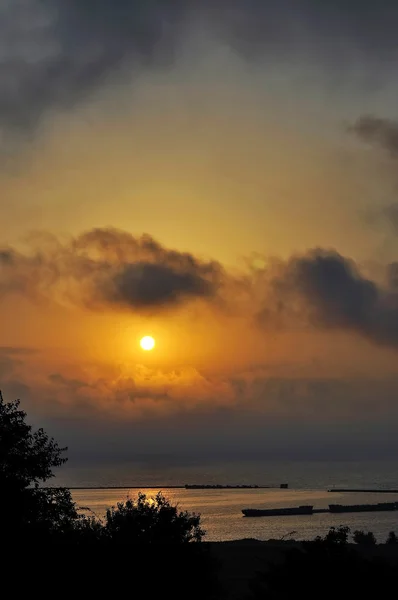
(329, 502, 398, 513)
(242, 505, 313, 517)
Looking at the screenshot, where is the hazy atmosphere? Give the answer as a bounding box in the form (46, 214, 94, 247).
(2, 0, 398, 468)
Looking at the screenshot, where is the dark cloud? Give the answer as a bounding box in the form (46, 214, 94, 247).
(3, 227, 398, 350)
(2, 1, 398, 136)
(0, 227, 223, 311)
(260, 249, 398, 349)
(3, 339, 398, 466)
(211, 0, 398, 65)
(0, 0, 187, 132)
(349, 115, 398, 157)
(48, 373, 88, 393)
(106, 262, 214, 308)
(33, 371, 398, 467)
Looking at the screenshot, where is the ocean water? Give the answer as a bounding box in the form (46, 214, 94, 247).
(71, 487, 398, 542)
(56, 459, 398, 490)
(55, 460, 398, 542)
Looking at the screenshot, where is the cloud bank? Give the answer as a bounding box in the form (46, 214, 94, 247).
(0, 228, 224, 311)
(259, 249, 398, 349)
(2, 1, 398, 137)
(3, 343, 398, 464)
(2, 228, 398, 350)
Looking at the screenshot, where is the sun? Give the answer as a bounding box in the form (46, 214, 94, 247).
(140, 336, 155, 351)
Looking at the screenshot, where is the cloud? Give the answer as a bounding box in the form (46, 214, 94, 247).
(11, 351, 398, 424)
(359, 200, 398, 237)
(4, 227, 398, 350)
(0, 345, 37, 377)
(258, 249, 398, 349)
(2, 339, 398, 463)
(0, 347, 33, 404)
(349, 115, 398, 157)
(2, 1, 398, 139)
(44, 364, 238, 420)
(11, 358, 398, 464)
(0, 227, 224, 312)
(0, 0, 187, 133)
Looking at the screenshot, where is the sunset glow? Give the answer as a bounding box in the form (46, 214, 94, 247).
(1, 1, 398, 467)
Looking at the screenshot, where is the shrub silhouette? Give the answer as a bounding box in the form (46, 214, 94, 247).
(314, 525, 350, 546)
(104, 491, 205, 544)
(353, 529, 377, 545)
(387, 531, 398, 544)
(248, 526, 396, 599)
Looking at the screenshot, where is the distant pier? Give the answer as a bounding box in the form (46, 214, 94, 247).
(185, 483, 288, 489)
(66, 484, 284, 490)
(328, 489, 398, 493)
(185, 484, 271, 490)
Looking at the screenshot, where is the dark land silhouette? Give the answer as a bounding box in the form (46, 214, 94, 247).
(2, 391, 398, 599)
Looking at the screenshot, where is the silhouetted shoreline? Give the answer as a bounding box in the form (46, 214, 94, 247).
(209, 538, 398, 599)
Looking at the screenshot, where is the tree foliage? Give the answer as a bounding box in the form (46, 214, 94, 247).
(387, 531, 398, 544)
(0, 393, 208, 548)
(0, 394, 221, 598)
(0, 391, 66, 490)
(104, 491, 205, 544)
(314, 525, 350, 546)
(353, 529, 377, 546)
(0, 391, 78, 538)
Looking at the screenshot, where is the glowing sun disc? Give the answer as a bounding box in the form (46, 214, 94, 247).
(140, 336, 155, 351)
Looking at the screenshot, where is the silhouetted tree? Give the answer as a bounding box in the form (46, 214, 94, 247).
(387, 531, 398, 544)
(0, 393, 65, 488)
(315, 525, 350, 546)
(353, 529, 377, 545)
(0, 391, 79, 539)
(0, 394, 221, 598)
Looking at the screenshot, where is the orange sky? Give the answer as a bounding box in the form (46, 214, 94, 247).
(2, 1, 398, 462)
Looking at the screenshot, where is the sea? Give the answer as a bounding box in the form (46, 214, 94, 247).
(53, 460, 398, 543)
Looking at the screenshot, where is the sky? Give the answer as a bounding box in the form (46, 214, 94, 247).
(2, 0, 398, 469)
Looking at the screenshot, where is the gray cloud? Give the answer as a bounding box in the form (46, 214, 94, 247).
(0, 228, 398, 348)
(3, 228, 398, 349)
(0, 0, 186, 132)
(349, 115, 398, 157)
(30, 371, 398, 467)
(260, 249, 398, 349)
(2, 1, 398, 136)
(0, 227, 223, 311)
(106, 262, 214, 309)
